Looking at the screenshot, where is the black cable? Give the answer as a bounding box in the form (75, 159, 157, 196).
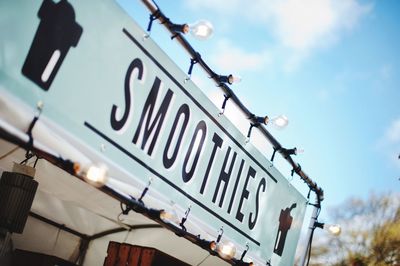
(146, 10, 161, 32)
(306, 227, 315, 266)
(120, 202, 131, 215)
(219, 94, 231, 114)
(187, 53, 201, 76)
(306, 204, 321, 266)
(19, 152, 34, 165)
(25, 115, 40, 158)
(270, 147, 278, 162)
(142, 0, 324, 199)
(33, 155, 40, 168)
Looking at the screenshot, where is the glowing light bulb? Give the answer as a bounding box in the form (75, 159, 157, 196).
(160, 210, 180, 225)
(227, 74, 242, 85)
(83, 164, 108, 187)
(189, 20, 213, 40)
(326, 224, 341, 236)
(271, 115, 289, 129)
(210, 241, 217, 251)
(216, 241, 236, 260)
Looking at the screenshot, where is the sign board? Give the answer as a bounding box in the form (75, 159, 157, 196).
(0, 1, 307, 264)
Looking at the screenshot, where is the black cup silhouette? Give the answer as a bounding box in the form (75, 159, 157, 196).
(22, 0, 82, 91)
(273, 203, 297, 256)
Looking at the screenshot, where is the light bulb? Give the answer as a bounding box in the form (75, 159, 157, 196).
(160, 210, 180, 225)
(326, 224, 341, 236)
(216, 241, 236, 260)
(271, 115, 289, 129)
(228, 74, 242, 84)
(189, 20, 213, 40)
(83, 164, 108, 187)
(210, 241, 217, 251)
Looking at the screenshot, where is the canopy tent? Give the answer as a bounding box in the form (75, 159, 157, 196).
(0, 1, 321, 264)
(0, 138, 229, 266)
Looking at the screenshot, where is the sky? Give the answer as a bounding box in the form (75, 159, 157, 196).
(116, 0, 400, 222)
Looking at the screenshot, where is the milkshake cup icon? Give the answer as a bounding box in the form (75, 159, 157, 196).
(273, 203, 297, 256)
(22, 0, 83, 91)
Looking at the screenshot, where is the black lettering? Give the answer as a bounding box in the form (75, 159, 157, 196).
(110, 58, 143, 131)
(182, 121, 207, 183)
(236, 166, 256, 223)
(163, 104, 190, 169)
(132, 77, 173, 156)
(227, 159, 245, 214)
(249, 177, 266, 230)
(200, 133, 223, 194)
(212, 147, 237, 207)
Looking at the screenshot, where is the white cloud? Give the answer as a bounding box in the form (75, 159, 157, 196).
(185, 0, 242, 16)
(185, 0, 372, 52)
(274, 0, 371, 50)
(274, 0, 336, 50)
(209, 39, 272, 73)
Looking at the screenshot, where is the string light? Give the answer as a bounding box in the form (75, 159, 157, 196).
(271, 115, 289, 129)
(169, 23, 190, 35)
(247, 114, 289, 142)
(253, 115, 289, 129)
(162, 19, 213, 41)
(189, 20, 214, 40)
(315, 222, 341, 236)
(218, 74, 242, 85)
(0, 1, 327, 265)
(141, 0, 323, 202)
(210, 227, 237, 260)
(169, 20, 213, 40)
(159, 210, 180, 224)
(82, 164, 108, 187)
(216, 241, 236, 260)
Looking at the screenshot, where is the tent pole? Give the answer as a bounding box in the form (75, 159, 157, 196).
(299, 195, 320, 266)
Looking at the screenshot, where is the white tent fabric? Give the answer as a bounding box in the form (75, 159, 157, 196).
(0, 89, 232, 265)
(0, 139, 229, 265)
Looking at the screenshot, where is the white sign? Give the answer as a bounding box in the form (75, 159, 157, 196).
(0, 1, 307, 264)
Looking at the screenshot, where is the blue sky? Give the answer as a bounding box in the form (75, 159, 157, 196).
(117, 0, 400, 220)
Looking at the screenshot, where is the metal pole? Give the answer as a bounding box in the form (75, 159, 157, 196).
(299, 195, 320, 266)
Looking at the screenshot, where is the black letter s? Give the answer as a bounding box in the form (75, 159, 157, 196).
(249, 177, 266, 230)
(110, 58, 144, 131)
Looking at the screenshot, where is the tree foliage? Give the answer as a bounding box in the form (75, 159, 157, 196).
(309, 192, 400, 266)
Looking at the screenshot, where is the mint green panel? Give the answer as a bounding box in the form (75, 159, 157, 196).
(0, 1, 307, 264)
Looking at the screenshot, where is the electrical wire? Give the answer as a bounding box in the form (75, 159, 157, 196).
(306, 228, 315, 266)
(33, 155, 40, 168)
(306, 202, 321, 266)
(140, 0, 323, 199)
